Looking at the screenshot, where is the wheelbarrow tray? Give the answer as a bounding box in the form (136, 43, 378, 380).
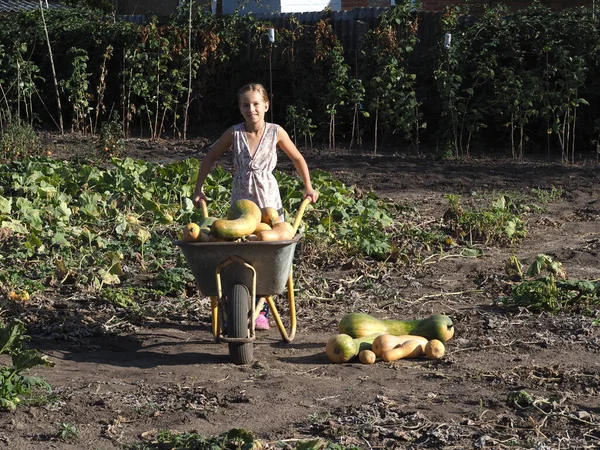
(175, 236, 300, 297)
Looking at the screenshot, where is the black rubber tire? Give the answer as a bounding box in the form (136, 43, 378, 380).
(226, 284, 254, 365)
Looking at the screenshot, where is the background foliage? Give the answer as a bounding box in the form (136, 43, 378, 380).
(0, 2, 599, 159)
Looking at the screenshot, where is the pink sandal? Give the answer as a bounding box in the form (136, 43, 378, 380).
(255, 312, 270, 330)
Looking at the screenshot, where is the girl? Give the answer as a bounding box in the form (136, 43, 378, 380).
(192, 83, 319, 330)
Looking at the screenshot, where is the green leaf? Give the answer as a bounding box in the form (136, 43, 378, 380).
(491, 196, 506, 210)
(1, 219, 28, 235)
(99, 269, 120, 286)
(505, 220, 516, 238)
(0, 398, 17, 411)
(136, 228, 151, 245)
(12, 349, 54, 371)
(54, 202, 72, 222)
(526, 254, 552, 277)
(0, 321, 26, 355)
(51, 232, 70, 247)
(461, 248, 483, 258)
(0, 196, 12, 214)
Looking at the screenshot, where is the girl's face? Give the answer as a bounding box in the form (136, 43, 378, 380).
(239, 91, 269, 125)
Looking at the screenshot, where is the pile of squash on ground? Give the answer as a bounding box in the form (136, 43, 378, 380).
(326, 313, 454, 364)
(181, 199, 295, 243)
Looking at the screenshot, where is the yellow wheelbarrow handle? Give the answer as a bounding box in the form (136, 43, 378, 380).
(199, 198, 209, 219)
(291, 197, 312, 234)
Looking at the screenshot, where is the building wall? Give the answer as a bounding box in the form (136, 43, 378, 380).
(223, 0, 342, 15)
(281, 0, 342, 13)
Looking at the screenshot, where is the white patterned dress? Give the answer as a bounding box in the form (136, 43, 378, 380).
(230, 122, 283, 216)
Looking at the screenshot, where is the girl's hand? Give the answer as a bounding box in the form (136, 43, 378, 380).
(304, 188, 319, 203)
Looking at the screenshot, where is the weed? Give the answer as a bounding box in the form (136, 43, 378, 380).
(101, 287, 139, 309)
(61, 47, 91, 133)
(286, 103, 316, 148)
(308, 411, 332, 424)
(55, 422, 79, 441)
(0, 319, 54, 411)
(0, 121, 42, 161)
(444, 194, 526, 246)
(434, 143, 454, 161)
(98, 111, 124, 159)
(154, 268, 194, 296)
(499, 255, 600, 313)
(530, 186, 563, 203)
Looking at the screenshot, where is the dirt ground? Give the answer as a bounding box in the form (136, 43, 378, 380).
(1, 137, 599, 449)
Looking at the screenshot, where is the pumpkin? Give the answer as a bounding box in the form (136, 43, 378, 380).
(258, 221, 295, 241)
(212, 199, 261, 239)
(261, 206, 280, 226)
(338, 313, 454, 342)
(371, 334, 428, 357)
(425, 339, 446, 360)
(325, 333, 380, 364)
(182, 223, 201, 242)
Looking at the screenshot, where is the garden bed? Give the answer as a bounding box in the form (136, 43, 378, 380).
(1, 136, 599, 449)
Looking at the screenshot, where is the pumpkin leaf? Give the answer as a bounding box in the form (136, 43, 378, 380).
(99, 269, 120, 286)
(0, 196, 12, 214)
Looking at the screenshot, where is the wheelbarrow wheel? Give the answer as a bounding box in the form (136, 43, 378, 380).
(227, 284, 254, 365)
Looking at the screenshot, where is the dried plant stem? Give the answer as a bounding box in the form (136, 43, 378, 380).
(39, 0, 63, 134)
(183, 0, 193, 140)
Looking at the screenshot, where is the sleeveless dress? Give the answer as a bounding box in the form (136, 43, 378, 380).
(230, 122, 283, 215)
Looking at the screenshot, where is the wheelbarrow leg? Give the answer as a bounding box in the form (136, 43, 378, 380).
(210, 295, 220, 341)
(252, 296, 267, 322)
(266, 269, 297, 343)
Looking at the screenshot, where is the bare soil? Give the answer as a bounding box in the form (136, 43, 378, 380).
(1, 137, 599, 449)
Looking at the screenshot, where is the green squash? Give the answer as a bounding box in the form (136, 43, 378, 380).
(338, 313, 454, 342)
(325, 333, 381, 364)
(211, 199, 261, 239)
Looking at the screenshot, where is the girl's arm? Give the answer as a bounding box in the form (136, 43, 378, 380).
(192, 127, 234, 207)
(277, 127, 319, 203)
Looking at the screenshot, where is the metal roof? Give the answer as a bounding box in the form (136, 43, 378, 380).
(0, 1, 65, 13)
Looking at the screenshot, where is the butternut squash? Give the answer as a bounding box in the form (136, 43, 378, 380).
(338, 313, 454, 342)
(212, 199, 261, 239)
(258, 221, 295, 241)
(253, 222, 272, 234)
(371, 334, 428, 357)
(425, 339, 446, 360)
(325, 333, 380, 364)
(358, 349, 377, 365)
(381, 340, 424, 362)
(261, 206, 280, 226)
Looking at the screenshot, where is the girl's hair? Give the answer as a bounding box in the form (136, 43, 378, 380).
(238, 83, 269, 104)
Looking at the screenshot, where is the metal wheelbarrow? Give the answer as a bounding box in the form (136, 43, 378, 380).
(175, 198, 310, 365)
